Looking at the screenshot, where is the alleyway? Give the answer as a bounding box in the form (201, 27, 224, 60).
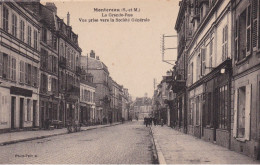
(152, 125, 260, 164)
(0, 121, 156, 164)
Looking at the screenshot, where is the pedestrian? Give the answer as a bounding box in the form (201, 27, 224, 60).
(109, 118, 112, 125)
(161, 118, 164, 127)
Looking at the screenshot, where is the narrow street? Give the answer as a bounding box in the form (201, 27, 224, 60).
(0, 121, 156, 164)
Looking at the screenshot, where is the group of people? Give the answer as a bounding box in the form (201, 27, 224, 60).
(144, 117, 164, 127)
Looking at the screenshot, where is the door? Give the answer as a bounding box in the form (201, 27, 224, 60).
(19, 98, 24, 129)
(11, 97, 16, 130)
(33, 100, 37, 127)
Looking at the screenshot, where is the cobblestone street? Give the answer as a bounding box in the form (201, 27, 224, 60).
(0, 121, 156, 164)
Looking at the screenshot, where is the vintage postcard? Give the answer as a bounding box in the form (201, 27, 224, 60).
(0, 0, 260, 164)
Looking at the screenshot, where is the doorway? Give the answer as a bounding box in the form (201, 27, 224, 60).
(19, 98, 24, 129)
(33, 100, 37, 127)
(11, 97, 16, 130)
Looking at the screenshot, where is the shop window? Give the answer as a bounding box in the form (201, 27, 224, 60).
(218, 85, 228, 129)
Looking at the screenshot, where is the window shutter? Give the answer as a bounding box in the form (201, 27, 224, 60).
(7, 55, 11, 80)
(0, 52, 3, 77)
(13, 58, 16, 81)
(233, 89, 238, 137)
(25, 63, 28, 84)
(24, 99, 27, 121)
(252, 0, 258, 49)
(246, 5, 252, 56)
(201, 48, 206, 76)
(235, 19, 239, 61)
(245, 84, 252, 140)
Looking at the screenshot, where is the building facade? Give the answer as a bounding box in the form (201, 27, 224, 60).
(81, 51, 110, 124)
(0, 2, 40, 132)
(56, 13, 81, 125)
(79, 72, 96, 125)
(231, 0, 260, 159)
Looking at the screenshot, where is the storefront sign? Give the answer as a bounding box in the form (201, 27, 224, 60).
(10, 86, 33, 97)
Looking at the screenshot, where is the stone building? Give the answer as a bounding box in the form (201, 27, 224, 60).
(20, 2, 60, 129)
(0, 2, 40, 132)
(175, 0, 233, 149)
(81, 51, 110, 124)
(56, 13, 81, 125)
(231, 0, 260, 159)
(79, 72, 96, 125)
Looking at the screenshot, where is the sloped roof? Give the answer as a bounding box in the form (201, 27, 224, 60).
(88, 57, 109, 74)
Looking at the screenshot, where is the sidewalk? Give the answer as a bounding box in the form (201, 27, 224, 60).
(0, 122, 121, 146)
(151, 126, 260, 164)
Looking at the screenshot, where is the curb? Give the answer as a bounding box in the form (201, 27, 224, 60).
(0, 123, 121, 146)
(150, 127, 167, 165)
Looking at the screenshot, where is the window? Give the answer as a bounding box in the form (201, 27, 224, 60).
(252, 0, 258, 49)
(12, 14, 17, 37)
(3, 54, 8, 79)
(222, 25, 228, 61)
(25, 63, 28, 84)
(20, 20, 25, 41)
(188, 98, 194, 125)
(3, 6, 9, 32)
(11, 58, 16, 81)
(40, 49, 48, 70)
(27, 26, 32, 46)
(237, 86, 246, 138)
(52, 35, 57, 50)
(27, 64, 31, 85)
(53, 56, 57, 74)
(234, 85, 251, 140)
(20, 61, 25, 83)
(197, 53, 201, 81)
(201, 48, 206, 76)
(34, 30, 38, 49)
(48, 55, 52, 72)
(218, 85, 228, 129)
(209, 40, 213, 68)
(42, 27, 47, 43)
(0, 53, 2, 77)
(33, 66, 38, 87)
(235, 6, 251, 61)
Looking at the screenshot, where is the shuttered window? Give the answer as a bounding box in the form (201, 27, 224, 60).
(3, 6, 9, 32)
(12, 14, 17, 37)
(252, 0, 258, 50)
(201, 48, 206, 76)
(246, 5, 251, 56)
(222, 25, 228, 61)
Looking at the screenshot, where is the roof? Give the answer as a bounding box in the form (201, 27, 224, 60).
(87, 57, 109, 74)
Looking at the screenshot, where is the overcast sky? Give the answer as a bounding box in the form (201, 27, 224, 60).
(42, 0, 180, 98)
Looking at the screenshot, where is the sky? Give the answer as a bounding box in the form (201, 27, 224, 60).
(42, 0, 180, 98)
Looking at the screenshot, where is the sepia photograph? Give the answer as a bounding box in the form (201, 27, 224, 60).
(0, 0, 260, 164)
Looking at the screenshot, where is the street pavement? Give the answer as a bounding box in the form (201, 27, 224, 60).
(0, 123, 120, 146)
(0, 121, 156, 164)
(151, 125, 260, 164)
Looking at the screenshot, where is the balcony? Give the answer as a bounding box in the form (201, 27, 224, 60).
(59, 57, 66, 68)
(76, 66, 81, 75)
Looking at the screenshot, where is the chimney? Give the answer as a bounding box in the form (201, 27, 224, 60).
(96, 56, 100, 60)
(67, 12, 70, 26)
(90, 50, 95, 58)
(45, 3, 57, 15)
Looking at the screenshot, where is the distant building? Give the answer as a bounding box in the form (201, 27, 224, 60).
(81, 51, 110, 124)
(79, 72, 96, 125)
